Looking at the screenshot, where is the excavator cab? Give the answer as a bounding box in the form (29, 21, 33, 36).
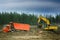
(38, 16, 58, 31)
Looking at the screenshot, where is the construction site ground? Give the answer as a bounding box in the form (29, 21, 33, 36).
(0, 26, 60, 40)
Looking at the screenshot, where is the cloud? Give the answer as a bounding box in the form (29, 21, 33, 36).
(0, 0, 60, 14)
(0, 1, 60, 8)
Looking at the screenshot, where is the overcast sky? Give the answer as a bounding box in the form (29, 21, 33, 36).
(0, 0, 60, 16)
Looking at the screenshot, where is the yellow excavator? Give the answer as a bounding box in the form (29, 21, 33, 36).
(38, 16, 58, 31)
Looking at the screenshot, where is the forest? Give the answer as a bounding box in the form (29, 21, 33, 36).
(0, 12, 60, 25)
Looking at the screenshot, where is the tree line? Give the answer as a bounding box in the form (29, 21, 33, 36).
(0, 12, 37, 25)
(0, 12, 60, 25)
(47, 14, 60, 24)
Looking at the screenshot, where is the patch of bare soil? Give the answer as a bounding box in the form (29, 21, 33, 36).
(0, 27, 60, 40)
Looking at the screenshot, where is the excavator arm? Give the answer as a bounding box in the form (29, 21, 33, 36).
(38, 16, 50, 25)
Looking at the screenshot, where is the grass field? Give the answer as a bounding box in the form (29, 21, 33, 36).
(0, 26, 60, 40)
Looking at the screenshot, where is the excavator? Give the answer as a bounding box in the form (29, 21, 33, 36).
(38, 16, 58, 31)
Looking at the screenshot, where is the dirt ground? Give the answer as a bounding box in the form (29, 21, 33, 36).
(0, 27, 60, 40)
